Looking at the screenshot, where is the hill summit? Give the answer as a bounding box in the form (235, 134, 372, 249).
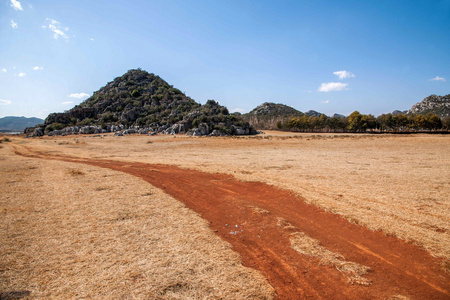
(408, 94, 450, 118)
(31, 69, 254, 136)
(243, 102, 304, 130)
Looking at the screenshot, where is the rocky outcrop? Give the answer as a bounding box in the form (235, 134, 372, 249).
(408, 94, 450, 118)
(32, 69, 256, 136)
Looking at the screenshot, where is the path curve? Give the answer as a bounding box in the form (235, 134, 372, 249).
(13, 144, 450, 299)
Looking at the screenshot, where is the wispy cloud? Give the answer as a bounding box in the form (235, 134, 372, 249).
(1, 68, 7, 73)
(68, 93, 89, 99)
(11, 19, 18, 29)
(429, 76, 446, 82)
(318, 82, 348, 92)
(33, 66, 44, 71)
(321, 100, 330, 104)
(62, 101, 74, 105)
(18, 72, 26, 77)
(90, 38, 95, 41)
(333, 70, 355, 80)
(42, 18, 69, 40)
(10, 0, 23, 11)
(230, 108, 246, 113)
(0, 99, 12, 105)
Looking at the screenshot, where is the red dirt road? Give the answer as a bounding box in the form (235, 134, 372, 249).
(14, 145, 450, 299)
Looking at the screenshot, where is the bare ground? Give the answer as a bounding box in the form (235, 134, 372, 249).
(1, 132, 449, 299)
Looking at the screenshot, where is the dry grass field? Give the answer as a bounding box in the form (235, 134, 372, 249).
(1, 132, 449, 298)
(0, 143, 274, 299)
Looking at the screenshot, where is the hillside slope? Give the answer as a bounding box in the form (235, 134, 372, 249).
(32, 69, 254, 136)
(408, 94, 450, 118)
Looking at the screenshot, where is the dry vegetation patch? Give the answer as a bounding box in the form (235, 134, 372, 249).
(0, 145, 274, 299)
(28, 133, 449, 262)
(276, 217, 372, 286)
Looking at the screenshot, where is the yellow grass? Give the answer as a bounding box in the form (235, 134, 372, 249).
(0, 145, 274, 299)
(13, 132, 449, 261)
(2, 131, 449, 297)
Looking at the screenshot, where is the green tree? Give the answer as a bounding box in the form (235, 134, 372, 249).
(393, 113, 408, 131)
(424, 114, 442, 130)
(347, 111, 363, 132)
(377, 113, 394, 132)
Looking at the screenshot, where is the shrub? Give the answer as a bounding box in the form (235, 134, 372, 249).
(131, 90, 141, 97)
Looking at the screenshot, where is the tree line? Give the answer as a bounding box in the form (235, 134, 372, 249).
(277, 111, 450, 133)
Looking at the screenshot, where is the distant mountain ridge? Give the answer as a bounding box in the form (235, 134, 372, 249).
(0, 116, 43, 132)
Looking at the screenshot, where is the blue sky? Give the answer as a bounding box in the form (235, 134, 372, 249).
(0, 0, 449, 119)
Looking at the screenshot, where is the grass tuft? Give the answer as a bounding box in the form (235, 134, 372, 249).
(67, 169, 85, 176)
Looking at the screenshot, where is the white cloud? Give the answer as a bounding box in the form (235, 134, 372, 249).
(11, 19, 18, 29)
(18, 72, 26, 77)
(62, 101, 74, 105)
(90, 38, 95, 41)
(429, 76, 446, 82)
(333, 70, 355, 80)
(321, 100, 330, 104)
(230, 108, 246, 113)
(43, 18, 69, 40)
(0, 99, 12, 105)
(10, 0, 23, 11)
(318, 82, 348, 92)
(1, 68, 6, 73)
(68, 93, 90, 99)
(33, 66, 44, 70)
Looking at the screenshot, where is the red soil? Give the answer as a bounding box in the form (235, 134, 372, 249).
(14, 145, 450, 299)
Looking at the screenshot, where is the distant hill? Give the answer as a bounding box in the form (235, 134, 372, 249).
(408, 94, 450, 118)
(243, 102, 303, 130)
(0, 116, 44, 132)
(31, 69, 254, 136)
(305, 110, 323, 117)
(392, 110, 408, 116)
(332, 113, 346, 119)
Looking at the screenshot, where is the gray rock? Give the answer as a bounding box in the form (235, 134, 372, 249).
(197, 123, 209, 135)
(210, 129, 224, 136)
(33, 128, 44, 136)
(48, 130, 62, 136)
(123, 129, 136, 134)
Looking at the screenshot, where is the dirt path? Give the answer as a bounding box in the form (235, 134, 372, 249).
(13, 144, 450, 299)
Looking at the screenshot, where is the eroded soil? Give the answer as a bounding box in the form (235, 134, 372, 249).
(13, 144, 450, 299)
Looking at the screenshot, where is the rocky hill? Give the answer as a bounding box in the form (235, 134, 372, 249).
(408, 94, 450, 118)
(243, 102, 304, 130)
(0, 116, 43, 132)
(305, 110, 323, 117)
(30, 69, 255, 136)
